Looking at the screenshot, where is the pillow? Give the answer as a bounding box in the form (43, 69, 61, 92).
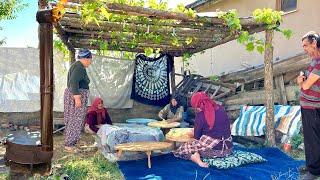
(203, 150, 267, 169)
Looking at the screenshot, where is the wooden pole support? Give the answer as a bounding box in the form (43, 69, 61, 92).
(264, 29, 276, 147)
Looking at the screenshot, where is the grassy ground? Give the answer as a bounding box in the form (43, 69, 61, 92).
(47, 134, 124, 180)
(0, 133, 124, 180)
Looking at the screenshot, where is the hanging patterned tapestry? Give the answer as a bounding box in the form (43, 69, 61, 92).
(131, 54, 173, 106)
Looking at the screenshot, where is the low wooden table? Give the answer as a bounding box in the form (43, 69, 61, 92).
(147, 121, 181, 135)
(165, 128, 194, 149)
(114, 142, 172, 168)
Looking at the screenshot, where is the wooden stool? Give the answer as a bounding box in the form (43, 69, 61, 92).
(115, 142, 172, 168)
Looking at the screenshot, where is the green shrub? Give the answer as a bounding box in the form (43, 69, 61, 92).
(291, 133, 303, 149)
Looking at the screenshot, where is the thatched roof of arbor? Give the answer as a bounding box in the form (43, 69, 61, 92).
(52, 0, 266, 56)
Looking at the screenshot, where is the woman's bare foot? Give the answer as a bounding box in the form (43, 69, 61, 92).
(190, 152, 209, 168)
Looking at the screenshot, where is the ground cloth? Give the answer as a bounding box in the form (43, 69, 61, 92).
(118, 146, 304, 180)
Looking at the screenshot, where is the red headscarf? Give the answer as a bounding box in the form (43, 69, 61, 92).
(88, 97, 106, 124)
(190, 92, 217, 129)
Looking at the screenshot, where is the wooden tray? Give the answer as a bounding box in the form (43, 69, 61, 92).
(147, 121, 180, 129)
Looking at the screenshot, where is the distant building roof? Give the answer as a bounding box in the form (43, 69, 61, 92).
(186, 0, 223, 10)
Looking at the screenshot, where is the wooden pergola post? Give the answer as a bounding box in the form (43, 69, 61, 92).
(264, 29, 276, 146)
(37, 0, 54, 152)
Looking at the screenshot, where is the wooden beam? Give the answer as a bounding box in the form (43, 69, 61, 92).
(220, 53, 309, 83)
(63, 12, 221, 30)
(68, 35, 199, 47)
(53, 22, 75, 52)
(67, 1, 196, 21)
(264, 29, 275, 147)
(63, 27, 223, 44)
(283, 71, 299, 84)
(69, 37, 197, 51)
(275, 75, 288, 105)
(223, 85, 299, 107)
(57, 2, 264, 26)
(59, 17, 227, 38)
(72, 43, 184, 56)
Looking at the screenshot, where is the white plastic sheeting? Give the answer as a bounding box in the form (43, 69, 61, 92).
(87, 56, 134, 109)
(0, 48, 67, 112)
(0, 48, 134, 112)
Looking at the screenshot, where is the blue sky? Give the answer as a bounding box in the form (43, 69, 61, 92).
(0, 0, 39, 48)
(0, 0, 192, 48)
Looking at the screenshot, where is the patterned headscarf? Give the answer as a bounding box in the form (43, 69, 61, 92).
(190, 92, 217, 129)
(88, 97, 106, 124)
(169, 95, 180, 114)
(78, 48, 92, 59)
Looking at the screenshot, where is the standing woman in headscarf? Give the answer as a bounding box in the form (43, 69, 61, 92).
(173, 92, 233, 168)
(64, 48, 93, 153)
(158, 96, 184, 123)
(84, 97, 112, 134)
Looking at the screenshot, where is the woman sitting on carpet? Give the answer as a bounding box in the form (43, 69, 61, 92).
(158, 96, 184, 123)
(173, 92, 233, 168)
(85, 97, 112, 134)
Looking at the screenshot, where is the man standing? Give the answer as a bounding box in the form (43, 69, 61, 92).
(298, 31, 320, 180)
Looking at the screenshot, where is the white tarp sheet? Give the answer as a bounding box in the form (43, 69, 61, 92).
(0, 48, 134, 112)
(0, 47, 67, 112)
(87, 56, 134, 109)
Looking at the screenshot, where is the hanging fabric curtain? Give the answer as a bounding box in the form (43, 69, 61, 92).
(131, 54, 173, 106)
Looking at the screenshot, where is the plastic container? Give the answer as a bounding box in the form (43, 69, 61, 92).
(125, 118, 157, 126)
(283, 139, 292, 152)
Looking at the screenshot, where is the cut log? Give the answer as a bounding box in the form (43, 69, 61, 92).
(220, 53, 310, 83)
(275, 75, 287, 105)
(223, 85, 299, 110)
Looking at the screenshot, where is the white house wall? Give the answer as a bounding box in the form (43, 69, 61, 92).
(176, 0, 320, 77)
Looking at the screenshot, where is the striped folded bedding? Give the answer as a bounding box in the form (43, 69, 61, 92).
(231, 105, 301, 137)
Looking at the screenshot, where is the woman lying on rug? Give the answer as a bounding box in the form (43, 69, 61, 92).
(158, 96, 184, 123)
(85, 97, 112, 134)
(173, 92, 233, 168)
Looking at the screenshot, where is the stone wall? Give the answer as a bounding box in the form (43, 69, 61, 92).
(0, 100, 162, 125)
(0, 111, 64, 126)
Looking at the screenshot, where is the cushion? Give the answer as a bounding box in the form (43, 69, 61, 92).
(203, 150, 267, 169)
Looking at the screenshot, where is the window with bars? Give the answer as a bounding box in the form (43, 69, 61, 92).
(280, 0, 297, 12)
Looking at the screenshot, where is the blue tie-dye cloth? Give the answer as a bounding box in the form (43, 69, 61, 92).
(131, 54, 174, 106)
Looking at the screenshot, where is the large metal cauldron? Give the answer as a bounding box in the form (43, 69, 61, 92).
(4, 131, 53, 165)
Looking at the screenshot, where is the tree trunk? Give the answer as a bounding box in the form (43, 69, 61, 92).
(264, 30, 275, 146)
